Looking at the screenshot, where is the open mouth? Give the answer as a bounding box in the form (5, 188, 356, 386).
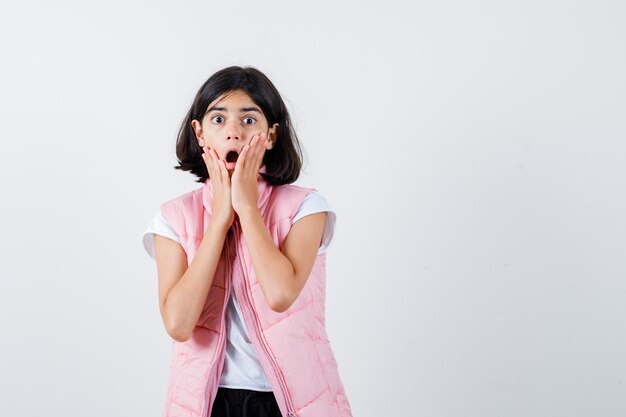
(225, 150, 239, 163)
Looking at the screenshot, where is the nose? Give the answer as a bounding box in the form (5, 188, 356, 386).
(225, 119, 243, 140)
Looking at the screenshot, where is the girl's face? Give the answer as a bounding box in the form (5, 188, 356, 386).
(192, 89, 279, 174)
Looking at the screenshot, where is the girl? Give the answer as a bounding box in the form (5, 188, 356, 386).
(142, 66, 353, 417)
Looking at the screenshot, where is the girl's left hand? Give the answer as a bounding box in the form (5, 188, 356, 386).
(231, 132, 270, 215)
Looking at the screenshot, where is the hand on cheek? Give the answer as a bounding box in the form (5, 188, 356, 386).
(231, 132, 270, 214)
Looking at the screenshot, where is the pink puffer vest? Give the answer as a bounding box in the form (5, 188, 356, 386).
(158, 165, 353, 417)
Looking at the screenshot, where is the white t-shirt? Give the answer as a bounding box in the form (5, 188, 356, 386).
(142, 190, 337, 391)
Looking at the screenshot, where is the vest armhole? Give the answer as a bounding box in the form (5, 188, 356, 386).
(281, 186, 319, 221)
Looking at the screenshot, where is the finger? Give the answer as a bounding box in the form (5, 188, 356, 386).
(252, 132, 262, 156)
(214, 150, 227, 185)
(258, 133, 268, 165)
(237, 142, 251, 173)
(205, 147, 215, 174)
(252, 133, 266, 172)
(209, 148, 222, 184)
(203, 146, 214, 178)
(247, 134, 262, 175)
(218, 159, 230, 188)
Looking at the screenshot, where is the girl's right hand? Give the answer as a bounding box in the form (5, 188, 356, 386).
(202, 146, 235, 230)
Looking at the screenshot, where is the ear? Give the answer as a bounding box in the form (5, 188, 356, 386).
(191, 119, 205, 147)
(267, 123, 279, 150)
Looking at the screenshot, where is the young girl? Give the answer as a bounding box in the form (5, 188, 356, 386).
(142, 66, 353, 417)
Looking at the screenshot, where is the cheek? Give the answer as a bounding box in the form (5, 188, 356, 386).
(201, 131, 219, 146)
(252, 124, 269, 138)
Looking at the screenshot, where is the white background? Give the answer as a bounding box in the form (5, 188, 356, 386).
(1, 1, 625, 416)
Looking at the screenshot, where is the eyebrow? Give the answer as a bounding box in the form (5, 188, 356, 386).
(205, 106, 262, 114)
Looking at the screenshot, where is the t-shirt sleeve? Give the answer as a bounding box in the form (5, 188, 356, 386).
(142, 209, 181, 261)
(291, 191, 337, 255)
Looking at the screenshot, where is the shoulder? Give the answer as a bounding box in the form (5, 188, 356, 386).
(298, 189, 331, 207)
(160, 185, 204, 213)
(159, 185, 204, 222)
(292, 189, 334, 220)
(271, 183, 316, 200)
(271, 184, 335, 221)
(288, 188, 338, 255)
(158, 184, 205, 241)
(142, 209, 180, 260)
(267, 183, 317, 219)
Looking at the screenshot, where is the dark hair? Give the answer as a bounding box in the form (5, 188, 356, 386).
(173, 66, 303, 185)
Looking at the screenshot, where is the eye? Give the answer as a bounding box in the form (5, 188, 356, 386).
(243, 116, 256, 125)
(211, 115, 224, 124)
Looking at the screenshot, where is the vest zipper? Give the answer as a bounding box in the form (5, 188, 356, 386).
(200, 232, 231, 417)
(233, 219, 297, 417)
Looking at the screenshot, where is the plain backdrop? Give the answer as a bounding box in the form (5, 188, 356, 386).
(1, 1, 625, 416)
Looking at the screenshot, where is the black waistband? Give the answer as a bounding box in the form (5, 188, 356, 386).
(215, 387, 276, 407)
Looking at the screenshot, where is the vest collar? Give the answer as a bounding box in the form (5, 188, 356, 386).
(202, 164, 272, 216)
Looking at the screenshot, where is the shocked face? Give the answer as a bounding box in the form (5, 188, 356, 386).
(191, 89, 278, 174)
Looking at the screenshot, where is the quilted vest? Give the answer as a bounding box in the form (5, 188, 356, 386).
(158, 165, 353, 417)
